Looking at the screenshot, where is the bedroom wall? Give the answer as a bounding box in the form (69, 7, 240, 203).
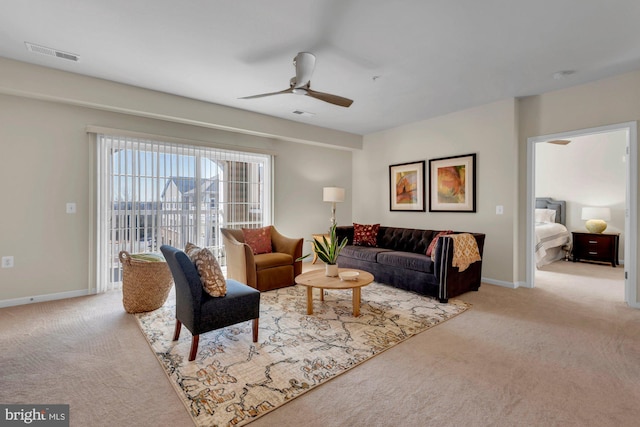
(519, 68, 640, 307)
(535, 131, 627, 261)
(0, 92, 353, 305)
(355, 99, 519, 285)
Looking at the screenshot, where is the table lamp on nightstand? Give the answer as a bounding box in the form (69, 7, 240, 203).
(581, 207, 611, 234)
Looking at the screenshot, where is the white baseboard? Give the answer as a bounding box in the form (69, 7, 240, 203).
(0, 289, 93, 308)
(481, 277, 520, 289)
(627, 300, 640, 309)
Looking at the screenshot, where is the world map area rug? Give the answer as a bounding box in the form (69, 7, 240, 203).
(135, 282, 470, 427)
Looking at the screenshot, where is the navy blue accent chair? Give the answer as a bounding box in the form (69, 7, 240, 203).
(160, 245, 260, 361)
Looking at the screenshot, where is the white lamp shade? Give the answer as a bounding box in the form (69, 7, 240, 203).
(323, 187, 345, 203)
(581, 207, 611, 221)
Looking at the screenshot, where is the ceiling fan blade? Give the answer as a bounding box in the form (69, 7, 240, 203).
(241, 52, 353, 107)
(294, 52, 316, 88)
(306, 88, 353, 107)
(239, 88, 293, 100)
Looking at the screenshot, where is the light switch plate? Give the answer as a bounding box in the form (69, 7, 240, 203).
(496, 205, 504, 215)
(2, 256, 14, 268)
(66, 202, 77, 214)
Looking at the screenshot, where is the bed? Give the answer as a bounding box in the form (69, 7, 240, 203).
(535, 197, 571, 268)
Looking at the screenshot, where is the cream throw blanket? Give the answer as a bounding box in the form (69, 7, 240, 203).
(442, 233, 481, 272)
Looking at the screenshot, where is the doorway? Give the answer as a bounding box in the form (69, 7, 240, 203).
(526, 122, 638, 307)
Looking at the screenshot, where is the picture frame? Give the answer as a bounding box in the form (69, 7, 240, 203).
(429, 153, 476, 213)
(389, 160, 425, 211)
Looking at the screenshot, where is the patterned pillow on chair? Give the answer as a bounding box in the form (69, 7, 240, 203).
(185, 243, 227, 297)
(242, 226, 273, 255)
(353, 223, 380, 247)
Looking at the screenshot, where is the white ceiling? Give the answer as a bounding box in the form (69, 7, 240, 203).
(1, 0, 639, 136)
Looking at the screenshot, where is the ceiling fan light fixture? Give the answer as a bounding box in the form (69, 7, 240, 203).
(239, 52, 353, 107)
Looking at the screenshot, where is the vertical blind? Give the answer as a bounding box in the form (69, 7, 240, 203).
(96, 133, 272, 292)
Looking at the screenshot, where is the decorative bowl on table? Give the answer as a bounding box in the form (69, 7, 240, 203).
(339, 271, 360, 281)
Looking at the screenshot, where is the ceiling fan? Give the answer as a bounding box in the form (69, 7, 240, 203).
(240, 52, 353, 108)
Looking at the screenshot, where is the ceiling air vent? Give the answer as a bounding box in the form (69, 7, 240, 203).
(292, 110, 315, 117)
(25, 42, 80, 62)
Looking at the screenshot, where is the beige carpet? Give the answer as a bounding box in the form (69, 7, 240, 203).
(1, 261, 639, 426)
(135, 283, 469, 426)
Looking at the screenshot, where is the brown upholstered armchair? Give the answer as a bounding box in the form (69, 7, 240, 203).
(221, 227, 303, 292)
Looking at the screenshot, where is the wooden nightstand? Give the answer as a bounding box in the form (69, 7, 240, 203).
(571, 232, 619, 267)
(311, 234, 330, 264)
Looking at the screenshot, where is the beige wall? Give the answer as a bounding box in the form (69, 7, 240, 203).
(356, 66, 640, 307)
(519, 69, 640, 306)
(2, 58, 639, 307)
(272, 140, 352, 256)
(0, 58, 362, 151)
(356, 99, 519, 284)
(0, 92, 353, 304)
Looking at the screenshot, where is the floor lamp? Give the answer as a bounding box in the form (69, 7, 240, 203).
(323, 187, 345, 229)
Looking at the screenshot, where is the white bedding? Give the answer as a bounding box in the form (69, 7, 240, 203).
(535, 222, 571, 268)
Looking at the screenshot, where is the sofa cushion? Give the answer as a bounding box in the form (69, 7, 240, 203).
(340, 245, 392, 263)
(376, 251, 434, 274)
(254, 252, 293, 270)
(353, 223, 380, 247)
(242, 226, 273, 255)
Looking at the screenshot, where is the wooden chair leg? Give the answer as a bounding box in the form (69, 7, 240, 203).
(173, 319, 182, 341)
(252, 318, 259, 342)
(188, 335, 199, 361)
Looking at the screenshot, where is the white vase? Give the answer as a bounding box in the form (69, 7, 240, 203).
(325, 263, 339, 277)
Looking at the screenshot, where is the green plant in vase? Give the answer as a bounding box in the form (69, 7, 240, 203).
(297, 224, 348, 276)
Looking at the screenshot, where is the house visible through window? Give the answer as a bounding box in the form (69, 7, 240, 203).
(95, 134, 272, 292)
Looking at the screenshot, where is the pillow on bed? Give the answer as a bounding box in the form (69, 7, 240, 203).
(535, 208, 556, 223)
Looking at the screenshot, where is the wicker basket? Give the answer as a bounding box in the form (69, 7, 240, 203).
(119, 251, 174, 313)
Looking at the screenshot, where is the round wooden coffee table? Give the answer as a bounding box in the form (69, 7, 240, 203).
(295, 268, 374, 317)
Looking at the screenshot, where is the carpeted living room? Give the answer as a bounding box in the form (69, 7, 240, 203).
(2, 262, 638, 426)
(2, 1, 640, 426)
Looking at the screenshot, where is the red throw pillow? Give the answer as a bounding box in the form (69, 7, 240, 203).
(353, 223, 380, 247)
(426, 230, 453, 256)
(242, 226, 273, 255)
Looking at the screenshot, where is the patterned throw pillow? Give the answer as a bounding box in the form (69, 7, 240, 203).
(426, 230, 453, 256)
(353, 223, 380, 247)
(242, 226, 273, 255)
(185, 243, 227, 297)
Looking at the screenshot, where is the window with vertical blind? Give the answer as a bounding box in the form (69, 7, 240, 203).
(95, 133, 272, 292)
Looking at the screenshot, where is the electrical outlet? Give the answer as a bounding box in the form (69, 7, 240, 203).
(2, 256, 14, 268)
(66, 202, 77, 214)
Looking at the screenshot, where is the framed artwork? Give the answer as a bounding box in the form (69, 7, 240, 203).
(429, 153, 476, 212)
(389, 161, 425, 211)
